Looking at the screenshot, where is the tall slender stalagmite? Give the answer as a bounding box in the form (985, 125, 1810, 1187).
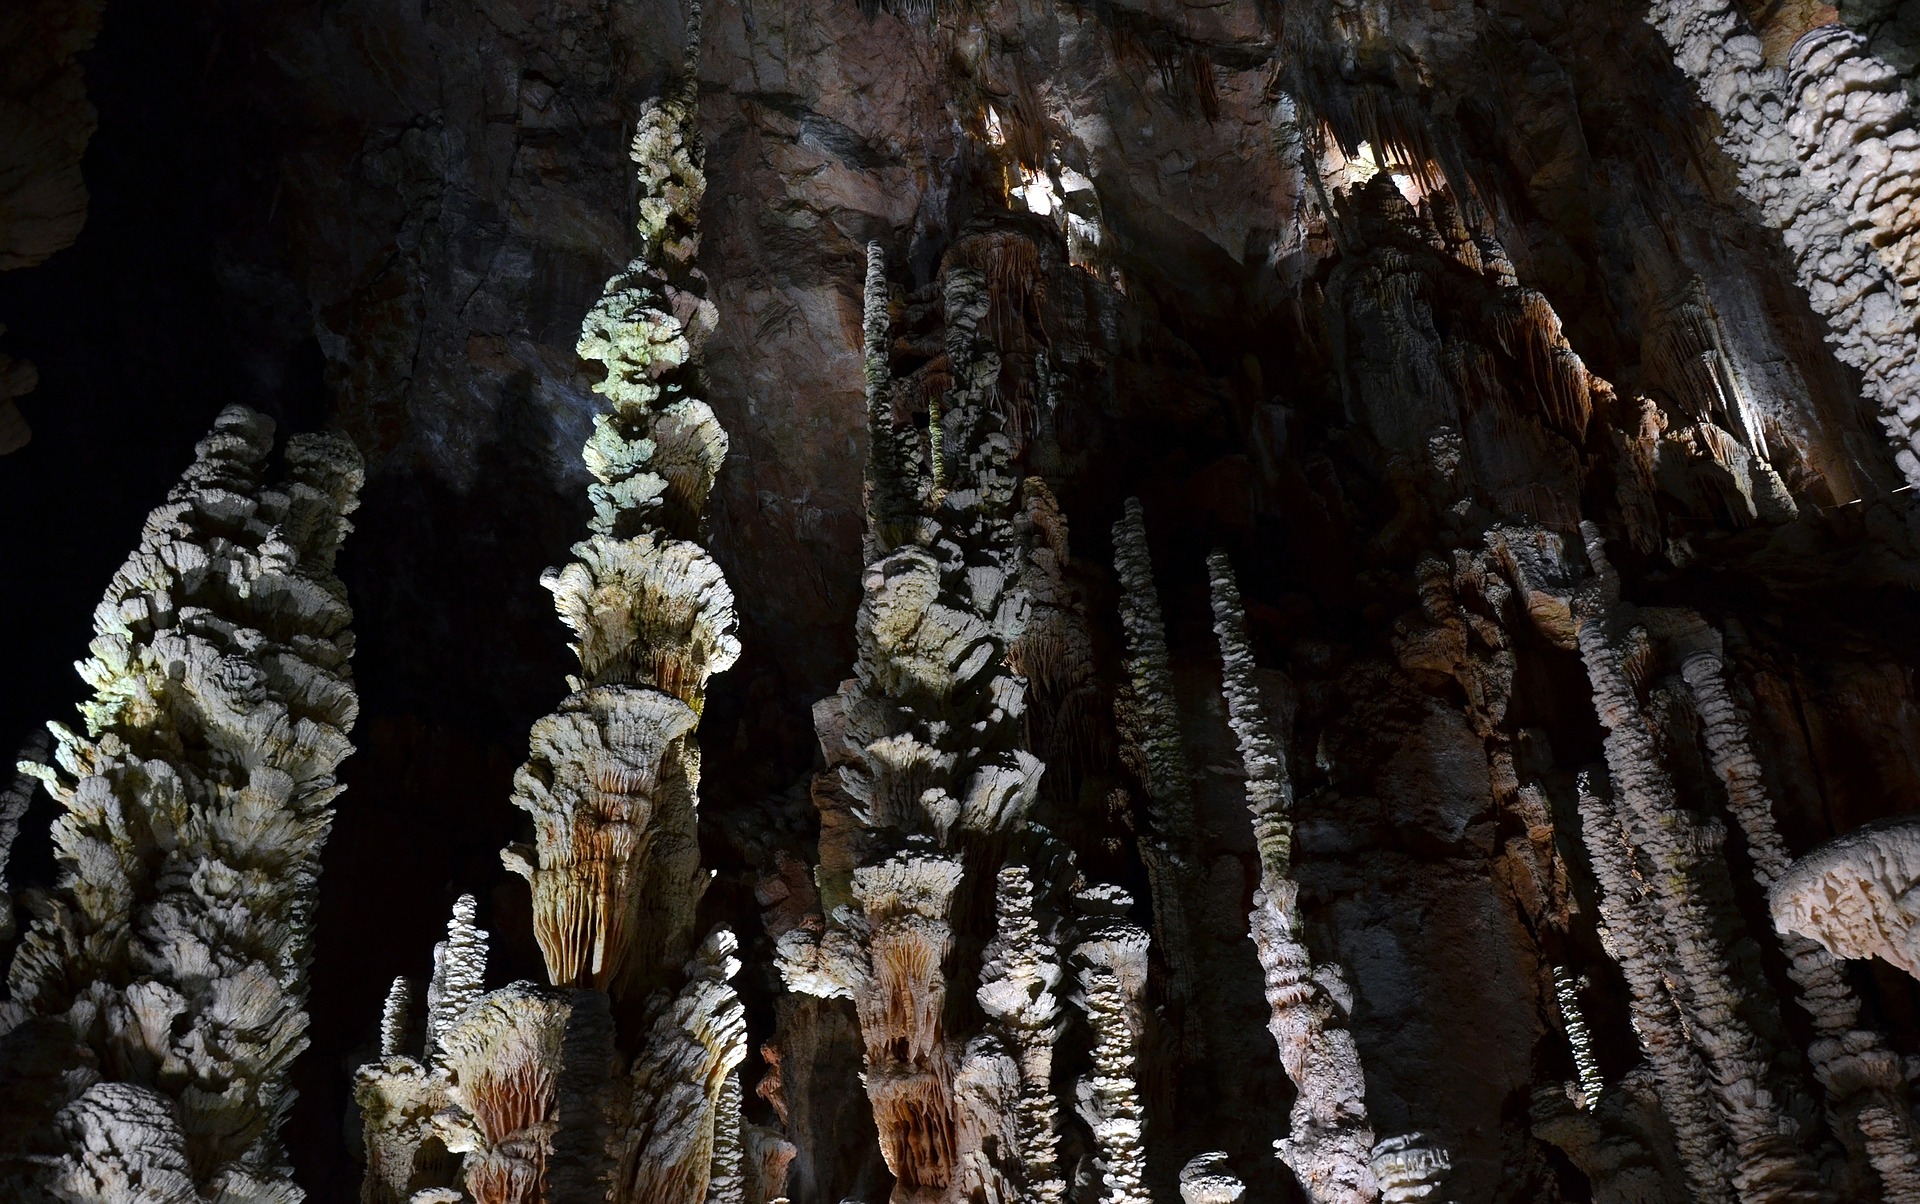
(1206, 549, 1383, 1203)
(354, 10, 749, 1201)
(0, 405, 363, 1198)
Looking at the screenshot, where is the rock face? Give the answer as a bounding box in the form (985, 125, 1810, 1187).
(13, 0, 1920, 1200)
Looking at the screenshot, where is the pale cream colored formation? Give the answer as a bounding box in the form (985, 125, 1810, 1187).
(1207, 549, 1381, 1203)
(774, 243, 1118, 1204)
(354, 11, 750, 1202)
(0, 404, 363, 1200)
(1573, 524, 1820, 1202)
(1773, 818, 1920, 979)
(1073, 892, 1151, 1204)
(499, 0, 734, 995)
(1672, 621, 1920, 1200)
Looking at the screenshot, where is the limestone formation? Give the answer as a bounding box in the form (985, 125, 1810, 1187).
(1551, 967, 1605, 1110)
(1675, 622, 1920, 1198)
(1208, 550, 1377, 1203)
(1178, 1153, 1247, 1204)
(0, 405, 363, 1197)
(502, 7, 736, 995)
(1643, 0, 1920, 480)
(1773, 817, 1920, 980)
(1074, 906, 1151, 1204)
(1573, 525, 1821, 1202)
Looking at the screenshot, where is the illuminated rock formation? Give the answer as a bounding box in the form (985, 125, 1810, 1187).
(1787, 26, 1920, 311)
(502, 3, 735, 995)
(1179, 1152, 1246, 1204)
(1675, 623, 1920, 1199)
(1208, 550, 1377, 1203)
(0, 404, 362, 1197)
(975, 863, 1065, 1204)
(1368, 1134, 1453, 1203)
(1773, 817, 1920, 979)
(1551, 967, 1605, 1111)
(1642, 0, 1920, 480)
(1073, 903, 1151, 1204)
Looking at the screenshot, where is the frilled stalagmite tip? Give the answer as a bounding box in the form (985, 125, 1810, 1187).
(546, 534, 741, 707)
(433, 983, 578, 1204)
(1772, 817, 1920, 981)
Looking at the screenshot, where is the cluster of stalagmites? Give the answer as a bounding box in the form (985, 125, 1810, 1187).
(0, 404, 364, 1201)
(354, 897, 747, 1204)
(1643, 0, 1920, 477)
(1490, 521, 1920, 1204)
(777, 244, 1083, 1204)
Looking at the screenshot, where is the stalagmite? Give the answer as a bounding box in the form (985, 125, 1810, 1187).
(1787, 26, 1920, 311)
(1551, 967, 1605, 1110)
(976, 863, 1065, 1204)
(1675, 623, 1920, 1199)
(623, 931, 751, 1204)
(1179, 1153, 1246, 1204)
(354, 897, 486, 1204)
(1573, 524, 1821, 1202)
(0, 404, 362, 1198)
(1641, 0, 1920, 481)
(1574, 770, 1732, 1202)
(1367, 1134, 1452, 1203)
(1074, 899, 1152, 1204)
(1207, 550, 1378, 1203)
(775, 233, 1056, 1204)
(864, 242, 919, 556)
(1110, 498, 1204, 1056)
(502, 2, 735, 993)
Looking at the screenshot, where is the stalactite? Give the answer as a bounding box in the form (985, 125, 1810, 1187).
(1207, 550, 1377, 1203)
(1674, 622, 1920, 1199)
(502, 5, 735, 994)
(1641, 0, 1920, 482)
(1572, 524, 1821, 1202)
(0, 404, 362, 1198)
(1551, 967, 1606, 1110)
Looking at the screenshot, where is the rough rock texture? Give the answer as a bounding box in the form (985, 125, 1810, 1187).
(0, 405, 363, 1199)
(16, 0, 1920, 1200)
